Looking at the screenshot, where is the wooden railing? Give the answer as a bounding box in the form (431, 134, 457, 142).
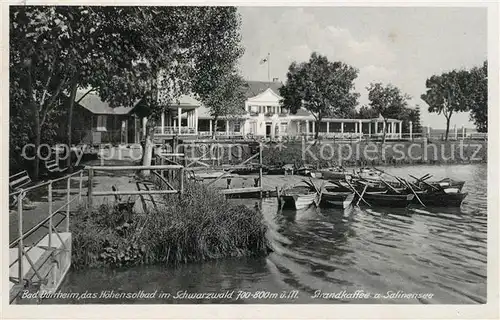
(154, 126, 196, 135)
(85, 165, 185, 215)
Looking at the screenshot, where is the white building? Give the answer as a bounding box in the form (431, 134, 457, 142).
(151, 81, 403, 140)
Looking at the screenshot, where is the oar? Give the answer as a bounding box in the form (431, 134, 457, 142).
(380, 177, 401, 194)
(356, 184, 369, 206)
(332, 180, 349, 191)
(373, 168, 404, 185)
(402, 178, 426, 207)
(409, 174, 434, 185)
(421, 174, 433, 181)
(345, 178, 371, 207)
(409, 174, 439, 191)
(314, 183, 324, 207)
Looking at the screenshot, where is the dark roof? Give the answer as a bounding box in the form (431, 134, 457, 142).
(75, 91, 135, 115)
(243, 81, 282, 99)
(292, 109, 313, 117)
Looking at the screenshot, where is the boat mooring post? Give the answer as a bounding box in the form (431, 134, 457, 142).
(78, 171, 83, 203)
(276, 186, 283, 208)
(179, 167, 184, 199)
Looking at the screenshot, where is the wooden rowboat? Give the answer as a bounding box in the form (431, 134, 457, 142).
(362, 193, 415, 208)
(321, 192, 355, 209)
(279, 186, 318, 210)
(412, 191, 468, 207)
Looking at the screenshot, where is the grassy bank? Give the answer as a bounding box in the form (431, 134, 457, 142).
(262, 140, 487, 168)
(71, 182, 268, 270)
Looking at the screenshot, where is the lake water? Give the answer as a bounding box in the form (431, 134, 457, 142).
(45, 164, 487, 304)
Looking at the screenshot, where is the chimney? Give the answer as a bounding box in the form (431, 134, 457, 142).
(272, 77, 279, 82)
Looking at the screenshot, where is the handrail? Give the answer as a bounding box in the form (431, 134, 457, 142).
(9, 169, 85, 197)
(85, 165, 182, 170)
(9, 194, 80, 248)
(10, 170, 85, 294)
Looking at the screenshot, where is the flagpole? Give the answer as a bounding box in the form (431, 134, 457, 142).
(267, 52, 270, 83)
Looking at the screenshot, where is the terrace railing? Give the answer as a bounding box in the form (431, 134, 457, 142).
(154, 126, 196, 135)
(9, 170, 85, 302)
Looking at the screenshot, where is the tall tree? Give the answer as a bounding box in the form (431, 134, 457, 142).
(367, 83, 411, 143)
(280, 52, 359, 139)
(421, 70, 469, 141)
(201, 72, 247, 138)
(411, 105, 423, 133)
(10, 6, 149, 177)
(356, 105, 379, 119)
(10, 6, 244, 178)
(466, 61, 488, 132)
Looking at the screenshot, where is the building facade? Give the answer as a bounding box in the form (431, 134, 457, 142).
(153, 81, 403, 141)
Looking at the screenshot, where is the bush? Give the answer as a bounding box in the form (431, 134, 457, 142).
(262, 140, 488, 168)
(71, 182, 268, 269)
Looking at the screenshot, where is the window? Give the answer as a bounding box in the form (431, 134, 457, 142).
(280, 123, 288, 134)
(250, 105, 259, 113)
(249, 121, 257, 134)
(233, 122, 241, 132)
(96, 115, 107, 131)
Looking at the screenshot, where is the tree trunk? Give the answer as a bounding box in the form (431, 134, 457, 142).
(33, 106, 40, 181)
(26, 58, 40, 180)
(211, 118, 218, 139)
(141, 134, 153, 177)
(67, 77, 78, 172)
(444, 114, 451, 141)
(141, 119, 155, 177)
(314, 119, 320, 140)
(382, 119, 388, 144)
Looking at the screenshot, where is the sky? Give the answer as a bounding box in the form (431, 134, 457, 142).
(237, 7, 487, 129)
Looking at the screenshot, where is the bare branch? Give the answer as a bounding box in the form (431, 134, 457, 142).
(76, 87, 96, 104)
(40, 53, 57, 107)
(40, 76, 69, 127)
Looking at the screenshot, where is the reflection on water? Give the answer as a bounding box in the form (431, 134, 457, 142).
(46, 164, 487, 304)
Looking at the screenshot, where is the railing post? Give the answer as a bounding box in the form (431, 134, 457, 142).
(259, 143, 263, 198)
(78, 170, 84, 203)
(48, 182, 53, 249)
(179, 167, 184, 198)
(88, 168, 94, 215)
(17, 192, 24, 286)
(66, 176, 71, 232)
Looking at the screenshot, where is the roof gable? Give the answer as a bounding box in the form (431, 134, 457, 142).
(75, 91, 135, 115)
(244, 81, 282, 99)
(247, 87, 282, 103)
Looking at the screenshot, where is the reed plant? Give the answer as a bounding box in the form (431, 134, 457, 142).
(262, 140, 487, 168)
(71, 182, 268, 269)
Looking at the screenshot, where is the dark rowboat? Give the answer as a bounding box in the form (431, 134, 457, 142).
(412, 191, 468, 207)
(320, 167, 350, 181)
(325, 183, 398, 194)
(427, 179, 466, 192)
(297, 165, 315, 176)
(321, 192, 355, 209)
(362, 193, 415, 208)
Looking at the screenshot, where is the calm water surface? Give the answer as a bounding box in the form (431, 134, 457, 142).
(47, 164, 487, 304)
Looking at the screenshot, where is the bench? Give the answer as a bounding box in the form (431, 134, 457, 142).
(9, 171, 32, 208)
(469, 133, 487, 141)
(45, 159, 67, 173)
